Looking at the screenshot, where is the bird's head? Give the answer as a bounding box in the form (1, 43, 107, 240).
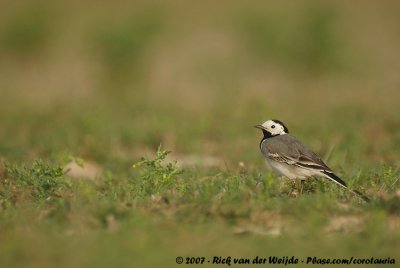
(255, 119, 289, 138)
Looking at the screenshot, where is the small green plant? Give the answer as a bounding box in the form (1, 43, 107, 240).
(132, 145, 183, 195)
(1, 160, 68, 204)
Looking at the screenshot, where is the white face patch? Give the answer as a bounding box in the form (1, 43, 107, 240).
(261, 120, 287, 136)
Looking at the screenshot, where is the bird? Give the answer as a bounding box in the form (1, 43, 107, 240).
(255, 119, 369, 202)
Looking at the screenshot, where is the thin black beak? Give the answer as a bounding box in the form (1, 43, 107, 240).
(254, 125, 264, 130)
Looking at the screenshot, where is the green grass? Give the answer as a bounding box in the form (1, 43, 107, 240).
(1, 147, 399, 268)
(1, 1, 400, 267)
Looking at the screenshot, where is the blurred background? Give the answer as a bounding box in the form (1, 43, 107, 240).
(1, 0, 400, 170)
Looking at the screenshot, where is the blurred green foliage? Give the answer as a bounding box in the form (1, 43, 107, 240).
(90, 11, 163, 83)
(0, 4, 54, 56)
(240, 6, 342, 72)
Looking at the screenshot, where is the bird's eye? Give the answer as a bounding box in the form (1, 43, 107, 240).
(271, 125, 275, 129)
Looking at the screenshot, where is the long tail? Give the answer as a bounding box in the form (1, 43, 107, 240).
(321, 171, 370, 202)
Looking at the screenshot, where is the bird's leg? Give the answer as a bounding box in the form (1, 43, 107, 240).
(300, 180, 305, 195)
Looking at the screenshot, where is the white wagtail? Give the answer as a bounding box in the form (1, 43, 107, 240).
(255, 119, 369, 201)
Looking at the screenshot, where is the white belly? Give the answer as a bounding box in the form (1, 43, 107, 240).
(266, 158, 318, 180)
